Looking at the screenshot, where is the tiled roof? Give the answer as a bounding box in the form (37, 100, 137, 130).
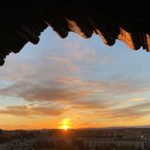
(0, 1, 150, 66)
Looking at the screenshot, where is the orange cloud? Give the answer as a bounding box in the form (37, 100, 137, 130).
(128, 97, 146, 102)
(0, 105, 66, 117)
(101, 102, 150, 120)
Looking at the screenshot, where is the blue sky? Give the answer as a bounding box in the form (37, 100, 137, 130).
(0, 28, 150, 129)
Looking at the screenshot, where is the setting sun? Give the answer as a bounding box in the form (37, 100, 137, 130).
(62, 125, 69, 130)
(59, 118, 72, 130)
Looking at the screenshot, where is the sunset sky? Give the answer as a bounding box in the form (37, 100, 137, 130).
(0, 28, 150, 130)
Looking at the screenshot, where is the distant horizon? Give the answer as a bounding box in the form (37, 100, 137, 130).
(1, 125, 150, 131)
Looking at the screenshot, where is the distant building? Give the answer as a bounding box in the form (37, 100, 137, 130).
(79, 137, 150, 150)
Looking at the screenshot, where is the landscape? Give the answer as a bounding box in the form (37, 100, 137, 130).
(1, 1, 150, 150)
(0, 127, 150, 150)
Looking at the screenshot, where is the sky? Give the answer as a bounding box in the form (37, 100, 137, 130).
(1, 28, 150, 130)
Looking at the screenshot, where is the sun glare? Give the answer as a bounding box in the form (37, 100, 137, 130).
(63, 125, 69, 130)
(59, 118, 71, 130)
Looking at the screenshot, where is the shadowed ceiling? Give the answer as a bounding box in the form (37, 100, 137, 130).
(0, 0, 150, 66)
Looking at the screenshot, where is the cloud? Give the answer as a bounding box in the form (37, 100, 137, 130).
(19, 87, 91, 102)
(48, 56, 79, 73)
(70, 99, 107, 110)
(1, 76, 139, 122)
(104, 102, 150, 120)
(63, 41, 96, 64)
(1, 73, 149, 117)
(0, 78, 94, 103)
(128, 97, 146, 102)
(129, 102, 150, 110)
(0, 105, 66, 117)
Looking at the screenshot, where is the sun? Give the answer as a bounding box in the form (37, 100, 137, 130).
(63, 125, 69, 130)
(59, 118, 72, 130)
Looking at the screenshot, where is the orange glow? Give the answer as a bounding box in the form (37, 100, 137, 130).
(62, 125, 69, 130)
(59, 118, 71, 130)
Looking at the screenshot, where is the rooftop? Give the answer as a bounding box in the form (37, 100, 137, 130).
(0, 0, 150, 65)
